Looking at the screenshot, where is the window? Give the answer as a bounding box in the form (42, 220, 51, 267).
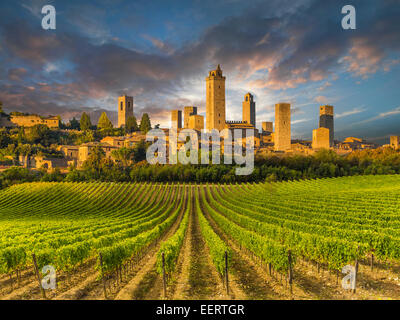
(246, 96, 248, 101)
(120, 101, 123, 111)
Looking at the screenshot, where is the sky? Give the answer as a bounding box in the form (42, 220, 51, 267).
(0, 0, 399, 144)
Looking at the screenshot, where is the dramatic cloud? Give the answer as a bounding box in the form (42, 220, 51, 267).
(0, 0, 399, 136)
(335, 107, 366, 119)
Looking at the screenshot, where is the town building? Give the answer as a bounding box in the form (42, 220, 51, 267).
(312, 127, 330, 149)
(242, 93, 255, 126)
(10, 114, 60, 128)
(118, 95, 134, 127)
(274, 103, 291, 151)
(188, 114, 204, 131)
(206, 64, 226, 131)
(390, 136, 399, 150)
(184, 106, 197, 128)
(171, 110, 182, 129)
(319, 105, 334, 147)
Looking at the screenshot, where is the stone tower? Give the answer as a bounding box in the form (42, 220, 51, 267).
(184, 106, 197, 128)
(118, 95, 134, 128)
(206, 64, 226, 131)
(274, 103, 291, 151)
(242, 93, 255, 126)
(319, 105, 334, 147)
(390, 136, 400, 150)
(312, 127, 330, 149)
(262, 121, 273, 134)
(171, 110, 182, 129)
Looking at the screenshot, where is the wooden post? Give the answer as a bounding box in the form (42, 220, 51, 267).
(225, 251, 229, 295)
(32, 254, 46, 299)
(162, 252, 167, 298)
(353, 258, 359, 294)
(99, 253, 107, 299)
(288, 250, 293, 294)
(371, 254, 374, 271)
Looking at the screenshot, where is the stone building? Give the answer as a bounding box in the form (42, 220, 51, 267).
(274, 103, 291, 151)
(262, 121, 273, 134)
(10, 114, 59, 128)
(188, 114, 204, 131)
(242, 93, 255, 126)
(312, 127, 330, 149)
(118, 95, 134, 127)
(390, 136, 399, 150)
(319, 105, 334, 147)
(206, 65, 226, 131)
(184, 106, 197, 128)
(171, 110, 182, 129)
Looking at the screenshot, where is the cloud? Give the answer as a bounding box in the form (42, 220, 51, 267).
(0, 0, 399, 130)
(7, 68, 28, 81)
(292, 118, 311, 125)
(313, 95, 329, 104)
(378, 106, 400, 118)
(335, 107, 366, 119)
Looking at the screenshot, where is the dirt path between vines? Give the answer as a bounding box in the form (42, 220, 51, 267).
(114, 187, 187, 300)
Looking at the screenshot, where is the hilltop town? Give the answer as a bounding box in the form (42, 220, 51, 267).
(0, 65, 399, 173)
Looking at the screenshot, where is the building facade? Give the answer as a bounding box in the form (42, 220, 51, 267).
(10, 115, 59, 128)
(188, 114, 204, 131)
(262, 121, 273, 134)
(390, 136, 400, 150)
(118, 95, 134, 127)
(274, 103, 291, 151)
(242, 93, 255, 126)
(319, 105, 334, 147)
(206, 65, 226, 131)
(312, 127, 330, 149)
(171, 110, 182, 129)
(184, 106, 197, 128)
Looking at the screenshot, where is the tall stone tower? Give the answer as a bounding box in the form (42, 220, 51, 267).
(118, 95, 134, 128)
(319, 105, 334, 147)
(206, 64, 226, 131)
(184, 106, 197, 128)
(242, 93, 255, 126)
(274, 103, 291, 151)
(390, 136, 400, 150)
(312, 127, 330, 149)
(171, 110, 182, 129)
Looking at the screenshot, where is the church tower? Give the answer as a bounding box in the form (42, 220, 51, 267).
(242, 93, 255, 126)
(118, 95, 134, 128)
(206, 65, 226, 131)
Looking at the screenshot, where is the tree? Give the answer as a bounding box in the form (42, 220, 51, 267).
(0, 129, 11, 148)
(111, 147, 134, 167)
(27, 124, 52, 145)
(82, 146, 105, 174)
(140, 113, 151, 133)
(125, 116, 138, 134)
(80, 112, 92, 131)
(97, 112, 113, 130)
(69, 117, 80, 130)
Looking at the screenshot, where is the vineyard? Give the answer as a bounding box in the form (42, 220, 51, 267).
(1, 175, 400, 300)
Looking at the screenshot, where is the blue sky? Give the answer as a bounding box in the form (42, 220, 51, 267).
(0, 0, 399, 144)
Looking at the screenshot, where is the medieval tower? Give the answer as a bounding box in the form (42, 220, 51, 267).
(184, 106, 197, 128)
(118, 95, 134, 128)
(242, 93, 255, 126)
(171, 110, 182, 129)
(319, 105, 334, 147)
(274, 103, 291, 151)
(206, 65, 226, 131)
